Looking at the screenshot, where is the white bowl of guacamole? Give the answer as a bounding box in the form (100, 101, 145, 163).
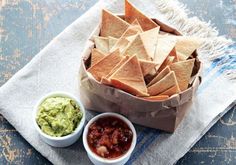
(33, 91, 86, 147)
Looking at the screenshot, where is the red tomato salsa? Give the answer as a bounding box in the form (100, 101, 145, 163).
(87, 116, 133, 159)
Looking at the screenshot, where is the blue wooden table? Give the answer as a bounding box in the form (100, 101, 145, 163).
(0, 0, 235, 164)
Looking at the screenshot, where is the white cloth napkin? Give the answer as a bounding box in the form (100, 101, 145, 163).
(0, 0, 235, 164)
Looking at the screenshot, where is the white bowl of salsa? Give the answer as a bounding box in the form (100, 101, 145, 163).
(83, 112, 137, 165)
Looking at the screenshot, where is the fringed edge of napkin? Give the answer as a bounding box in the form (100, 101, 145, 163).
(153, 0, 236, 81)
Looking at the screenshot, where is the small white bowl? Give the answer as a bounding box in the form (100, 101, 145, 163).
(83, 112, 137, 165)
(33, 91, 86, 147)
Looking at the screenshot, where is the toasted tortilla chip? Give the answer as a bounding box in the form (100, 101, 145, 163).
(101, 9, 130, 38)
(110, 55, 148, 96)
(148, 71, 178, 96)
(125, 0, 159, 31)
(139, 59, 157, 76)
(160, 85, 180, 96)
(170, 59, 195, 91)
(91, 48, 106, 67)
(142, 95, 169, 101)
(131, 19, 143, 31)
(154, 37, 177, 70)
(87, 49, 122, 81)
(122, 26, 142, 38)
(158, 56, 175, 72)
(169, 47, 179, 62)
(94, 36, 109, 54)
(175, 36, 201, 60)
(140, 27, 160, 59)
(110, 23, 142, 52)
(126, 35, 137, 42)
(101, 56, 130, 85)
(123, 34, 152, 60)
(147, 66, 171, 87)
(108, 37, 118, 50)
(111, 38, 131, 53)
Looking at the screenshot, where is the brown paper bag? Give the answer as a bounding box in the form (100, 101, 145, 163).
(79, 16, 201, 133)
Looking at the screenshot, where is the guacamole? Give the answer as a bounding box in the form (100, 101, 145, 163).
(36, 96, 83, 137)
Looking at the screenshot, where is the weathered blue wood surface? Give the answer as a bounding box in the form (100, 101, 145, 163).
(0, 0, 235, 164)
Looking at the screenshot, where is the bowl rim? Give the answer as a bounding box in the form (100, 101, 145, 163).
(33, 91, 86, 140)
(83, 112, 137, 164)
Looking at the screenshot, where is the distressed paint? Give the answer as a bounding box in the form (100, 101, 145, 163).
(0, 0, 235, 164)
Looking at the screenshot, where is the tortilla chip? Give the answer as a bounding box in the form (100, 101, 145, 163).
(108, 37, 118, 50)
(148, 71, 178, 96)
(122, 26, 142, 38)
(147, 66, 171, 87)
(131, 19, 143, 31)
(123, 34, 151, 60)
(170, 59, 195, 91)
(139, 59, 157, 76)
(87, 49, 122, 81)
(101, 9, 130, 38)
(130, 19, 143, 32)
(140, 27, 160, 59)
(142, 95, 169, 101)
(125, 35, 137, 42)
(158, 56, 175, 72)
(94, 36, 109, 54)
(125, 0, 159, 31)
(101, 56, 130, 85)
(111, 38, 131, 53)
(110, 55, 148, 96)
(110, 23, 142, 52)
(160, 85, 180, 96)
(91, 48, 106, 67)
(169, 47, 179, 62)
(154, 37, 177, 70)
(175, 36, 201, 60)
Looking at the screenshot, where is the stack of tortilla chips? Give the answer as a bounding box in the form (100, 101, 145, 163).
(87, 0, 201, 101)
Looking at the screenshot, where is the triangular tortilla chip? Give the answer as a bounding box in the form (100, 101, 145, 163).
(131, 19, 143, 31)
(101, 9, 130, 38)
(87, 49, 122, 81)
(125, 0, 159, 31)
(123, 19, 143, 36)
(169, 47, 179, 62)
(111, 38, 131, 53)
(142, 95, 169, 101)
(148, 71, 178, 96)
(122, 26, 142, 38)
(139, 59, 157, 76)
(153, 37, 177, 70)
(110, 55, 148, 96)
(147, 66, 171, 87)
(158, 56, 175, 72)
(108, 37, 118, 50)
(126, 35, 137, 42)
(101, 56, 130, 85)
(123, 34, 152, 60)
(175, 36, 201, 60)
(160, 85, 180, 96)
(94, 36, 109, 54)
(110, 23, 142, 53)
(140, 27, 160, 59)
(90, 48, 106, 67)
(170, 59, 195, 91)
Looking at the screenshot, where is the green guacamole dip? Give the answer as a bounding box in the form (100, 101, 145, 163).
(36, 96, 83, 137)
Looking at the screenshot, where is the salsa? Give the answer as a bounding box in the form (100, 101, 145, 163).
(87, 116, 133, 159)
